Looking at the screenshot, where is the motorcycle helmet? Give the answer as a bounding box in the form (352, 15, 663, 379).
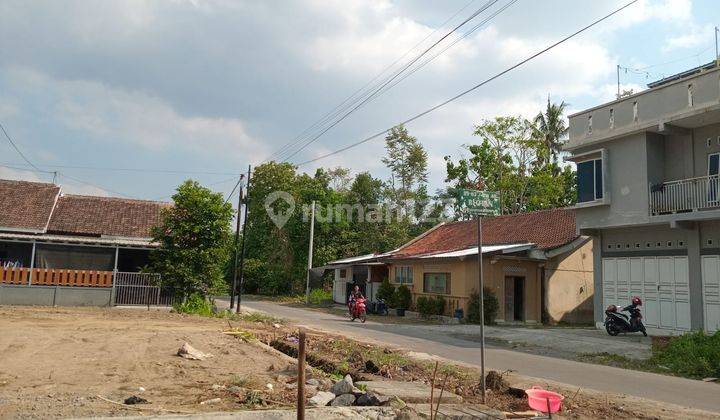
(606, 304, 617, 312)
(632, 296, 642, 306)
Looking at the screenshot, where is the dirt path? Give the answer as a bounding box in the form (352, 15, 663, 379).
(0, 306, 295, 419)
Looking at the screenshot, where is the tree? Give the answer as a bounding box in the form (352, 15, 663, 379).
(534, 98, 568, 166)
(382, 125, 428, 207)
(150, 180, 234, 298)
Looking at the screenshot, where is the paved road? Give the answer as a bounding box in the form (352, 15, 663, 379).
(240, 300, 719, 413)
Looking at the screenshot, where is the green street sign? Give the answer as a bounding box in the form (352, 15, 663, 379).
(457, 189, 500, 216)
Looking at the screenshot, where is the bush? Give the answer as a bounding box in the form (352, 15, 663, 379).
(466, 287, 499, 325)
(416, 295, 446, 317)
(376, 278, 395, 301)
(173, 293, 214, 317)
(653, 330, 720, 379)
(392, 285, 412, 309)
(308, 288, 333, 305)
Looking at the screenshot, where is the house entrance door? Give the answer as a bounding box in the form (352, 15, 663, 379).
(504, 276, 525, 322)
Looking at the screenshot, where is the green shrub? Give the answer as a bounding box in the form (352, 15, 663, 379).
(417, 295, 446, 317)
(376, 278, 395, 301)
(308, 288, 333, 305)
(466, 288, 499, 325)
(393, 285, 412, 309)
(173, 293, 214, 317)
(653, 330, 720, 379)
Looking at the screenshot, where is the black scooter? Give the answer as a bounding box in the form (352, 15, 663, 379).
(604, 301, 647, 336)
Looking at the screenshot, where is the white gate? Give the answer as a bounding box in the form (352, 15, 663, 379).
(700, 256, 720, 332)
(113, 272, 172, 306)
(602, 256, 691, 332)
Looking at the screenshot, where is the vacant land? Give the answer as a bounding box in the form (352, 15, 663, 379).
(0, 306, 297, 418)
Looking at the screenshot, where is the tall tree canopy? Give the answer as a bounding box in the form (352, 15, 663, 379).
(150, 180, 234, 297)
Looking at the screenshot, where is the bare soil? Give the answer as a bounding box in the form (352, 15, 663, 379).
(0, 306, 297, 419)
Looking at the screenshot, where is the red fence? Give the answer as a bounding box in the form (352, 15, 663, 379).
(0, 267, 113, 287)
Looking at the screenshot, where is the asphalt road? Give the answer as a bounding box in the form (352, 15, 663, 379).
(240, 299, 720, 413)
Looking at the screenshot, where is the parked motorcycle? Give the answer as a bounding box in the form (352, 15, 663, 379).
(349, 296, 367, 323)
(374, 298, 389, 315)
(604, 296, 647, 336)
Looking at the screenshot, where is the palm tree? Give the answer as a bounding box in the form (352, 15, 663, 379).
(534, 96, 568, 166)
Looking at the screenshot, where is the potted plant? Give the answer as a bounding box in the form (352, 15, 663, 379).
(393, 285, 412, 317)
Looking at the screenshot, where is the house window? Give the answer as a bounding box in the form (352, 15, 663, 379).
(577, 158, 603, 203)
(423, 273, 450, 294)
(394, 266, 413, 284)
(339, 269, 347, 278)
(633, 101, 638, 122)
(609, 108, 614, 129)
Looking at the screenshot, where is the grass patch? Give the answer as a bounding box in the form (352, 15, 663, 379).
(581, 330, 720, 380)
(308, 288, 333, 306)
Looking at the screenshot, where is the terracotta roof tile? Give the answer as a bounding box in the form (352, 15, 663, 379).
(47, 195, 170, 238)
(0, 179, 59, 232)
(394, 208, 578, 258)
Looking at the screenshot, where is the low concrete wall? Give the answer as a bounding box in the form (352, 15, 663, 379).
(0, 285, 112, 307)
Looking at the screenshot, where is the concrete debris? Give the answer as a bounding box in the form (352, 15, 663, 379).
(308, 391, 335, 407)
(176, 342, 210, 360)
(306, 378, 320, 387)
(199, 397, 222, 405)
(356, 391, 381, 406)
(330, 393, 356, 407)
(330, 374, 354, 396)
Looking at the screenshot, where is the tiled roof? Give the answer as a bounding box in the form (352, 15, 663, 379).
(47, 195, 170, 238)
(393, 208, 578, 258)
(0, 179, 59, 232)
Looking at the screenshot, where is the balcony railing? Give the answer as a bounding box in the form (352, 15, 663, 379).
(650, 175, 720, 215)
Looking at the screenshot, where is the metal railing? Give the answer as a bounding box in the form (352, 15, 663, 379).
(112, 271, 174, 306)
(650, 175, 720, 215)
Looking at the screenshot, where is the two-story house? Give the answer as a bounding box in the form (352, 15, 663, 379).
(566, 61, 720, 335)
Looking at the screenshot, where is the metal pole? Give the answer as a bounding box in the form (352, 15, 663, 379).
(616, 64, 620, 99)
(28, 241, 36, 286)
(230, 174, 244, 309)
(715, 26, 719, 66)
(297, 329, 307, 420)
(305, 201, 315, 304)
(237, 165, 251, 313)
(476, 215, 486, 404)
(111, 246, 119, 306)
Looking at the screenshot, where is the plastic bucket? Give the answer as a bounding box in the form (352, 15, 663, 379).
(525, 386, 564, 413)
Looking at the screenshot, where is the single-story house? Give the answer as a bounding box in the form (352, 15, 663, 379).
(325, 208, 594, 324)
(0, 179, 169, 297)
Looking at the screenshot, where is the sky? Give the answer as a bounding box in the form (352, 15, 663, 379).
(1, 0, 719, 206)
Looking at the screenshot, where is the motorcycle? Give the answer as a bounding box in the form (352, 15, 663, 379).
(604, 296, 647, 336)
(349, 296, 367, 323)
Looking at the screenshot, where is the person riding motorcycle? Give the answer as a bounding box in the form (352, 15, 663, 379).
(348, 285, 364, 313)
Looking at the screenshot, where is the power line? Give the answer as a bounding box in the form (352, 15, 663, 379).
(294, 0, 639, 167)
(0, 161, 238, 176)
(0, 121, 43, 172)
(270, 0, 502, 164)
(262, 0, 482, 164)
(280, 0, 502, 163)
(224, 176, 244, 204)
(56, 172, 136, 198)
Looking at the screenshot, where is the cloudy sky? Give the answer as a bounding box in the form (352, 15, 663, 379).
(1, 0, 719, 204)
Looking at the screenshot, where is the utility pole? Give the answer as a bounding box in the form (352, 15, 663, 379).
(476, 215, 486, 404)
(616, 64, 621, 99)
(715, 26, 719, 67)
(230, 173, 245, 310)
(236, 165, 252, 313)
(305, 201, 316, 304)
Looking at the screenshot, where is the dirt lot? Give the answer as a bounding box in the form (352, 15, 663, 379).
(0, 305, 717, 420)
(0, 306, 298, 419)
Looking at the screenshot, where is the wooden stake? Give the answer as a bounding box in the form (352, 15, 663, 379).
(297, 329, 306, 420)
(429, 361, 439, 420)
(433, 372, 449, 419)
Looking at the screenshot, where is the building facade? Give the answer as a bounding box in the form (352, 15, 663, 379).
(566, 62, 720, 334)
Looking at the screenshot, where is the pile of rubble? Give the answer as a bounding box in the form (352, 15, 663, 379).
(306, 375, 394, 408)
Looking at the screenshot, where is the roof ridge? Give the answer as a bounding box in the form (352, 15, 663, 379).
(443, 206, 574, 226)
(60, 194, 171, 205)
(0, 178, 57, 188)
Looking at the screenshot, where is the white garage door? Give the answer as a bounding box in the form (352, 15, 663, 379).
(602, 256, 691, 332)
(700, 256, 720, 332)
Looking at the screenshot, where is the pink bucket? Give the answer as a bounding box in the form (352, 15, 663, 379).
(525, 386, 564, 413)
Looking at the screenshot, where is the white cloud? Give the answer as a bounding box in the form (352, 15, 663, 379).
(4, 67, 269, 164)
(663, 24, 715, 52)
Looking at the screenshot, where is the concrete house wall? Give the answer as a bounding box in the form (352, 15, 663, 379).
(544, 239, 594, 323)
(567, 66, 720, 334)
